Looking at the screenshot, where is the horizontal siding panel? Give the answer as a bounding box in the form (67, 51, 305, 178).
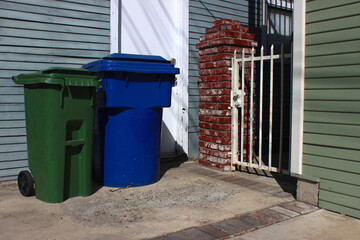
(0, 104, 25, 112)
(0, 160, 28, 169)
(306, 0, 360, 13)
(319, 200, 360, 219)
(304, 122, 360, 138)
(61, 0, 110, 8)
(303, 154, 360, 173)
(0, 27, 109, 44)
(307, 3, 360, 24)
(0, 71, 33, 80)
(0, 37, 108, 51)
(304, 145, 360, 166)
(3, 0, 109, 14)
(306, 28, 360, 46)
(1, 19, 109, 36)
(0, 61, 83, 71)
(0, 1, 109, 22)
(305, 101, 360, 113)
(0, 120, 26, 128)
(0, 96, 25, 104)
(305, 77, 360, 89)
(321, 179, 360, 198)
(319, 190, 360, 211)
(303, 133, 360, 150)
(0, 46, 107, 59)
(0, 151, 27, 162)
(0, 167, 27, 178)
(0, 9, 109, 29)
(306, 65, 360, 78)
(0, 136, 27, 144)
(305, 52, 360, 68)
(0, 144, 27, 153)
(190, 1, 250, 17)
(0, 175, 17, 181)
(0, 53, 98, 66)
(306, 15, 360, 35)
(302, 165, 360, 186)
(304, 111, 360, 125)
(0, 128, 26, 137)
(305, 90, 360, 101)
(0, 86, 23, 95)
(306, 40, 360, 57)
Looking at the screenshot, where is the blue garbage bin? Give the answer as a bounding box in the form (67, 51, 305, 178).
(83, 54, 179, 187)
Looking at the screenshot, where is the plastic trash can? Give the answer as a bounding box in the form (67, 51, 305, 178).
(83, 54, 179, 187)
(12, 68, 100, 203)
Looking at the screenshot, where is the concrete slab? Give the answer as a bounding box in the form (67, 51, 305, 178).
(230, 209, 360, 240)
(0, 161, 290, 240)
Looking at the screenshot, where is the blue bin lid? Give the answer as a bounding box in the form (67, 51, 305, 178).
(82, 53, 180, 74)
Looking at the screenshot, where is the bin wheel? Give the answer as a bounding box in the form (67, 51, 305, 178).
(17, 170, 35, 197)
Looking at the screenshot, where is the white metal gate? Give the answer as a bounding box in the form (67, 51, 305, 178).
(230, 45, 291, 173)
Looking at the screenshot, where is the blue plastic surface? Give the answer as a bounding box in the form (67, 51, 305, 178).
(83, 54, 179, 187)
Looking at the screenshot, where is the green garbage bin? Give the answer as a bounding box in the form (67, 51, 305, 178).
(13, 68, 100, 203)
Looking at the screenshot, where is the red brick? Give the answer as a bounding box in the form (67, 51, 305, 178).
(241, 32, 255, 40)
(199, 96, 212, 102)
(211, 82, 231, 89)
(199, 122, 211, 129)
(213, 60, 231, 68)
(212, 19, 233, 27)
(212, 137, 231, 145)
(218, 117, 231, 124)
(212, 124, 231, 131)
(199, 69, 211, 76)
(199, 76, 220, 82)
(196, 41, 210, 49)
(233, 20, 241, 26)
(199, 55, 211, 63)
(217, 131, 231, 138)
(211, 67, 231, 75)
(241, 26, 249, 33)
(199, 147, 212, 155)
(212, 53, 233, 61)
(198, 82, 212, 89)
(214, 96, 231, 102)
(218, 103, 230, 110)
(199, 135, 211, 142)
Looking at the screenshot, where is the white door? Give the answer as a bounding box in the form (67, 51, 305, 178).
(112, 0, 189, 156)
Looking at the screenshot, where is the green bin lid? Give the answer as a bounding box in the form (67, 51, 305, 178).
(12, 67, 100, 87)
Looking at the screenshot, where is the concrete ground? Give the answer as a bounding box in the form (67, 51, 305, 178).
(0, 160, 358, 240)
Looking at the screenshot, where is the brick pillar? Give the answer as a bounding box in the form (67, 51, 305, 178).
(196, 19, 258, 171)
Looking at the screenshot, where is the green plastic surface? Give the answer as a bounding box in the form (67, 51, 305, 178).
(13, 68, 99, 203)
(12, 67, 100, 87)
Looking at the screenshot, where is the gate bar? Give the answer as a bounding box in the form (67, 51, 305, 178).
(259, 46, 264, 169)
(268, 45, 274, 171)
(279, 44, 284, 171)
(249, 47, 255, 166)
(240, 49, 245, 166)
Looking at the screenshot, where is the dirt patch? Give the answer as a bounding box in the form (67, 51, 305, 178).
(62, 170, 242, 226)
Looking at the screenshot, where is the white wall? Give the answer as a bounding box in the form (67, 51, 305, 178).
(111, 0, 189, 155)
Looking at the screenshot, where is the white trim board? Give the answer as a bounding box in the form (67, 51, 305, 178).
(290, 0, 306, 175)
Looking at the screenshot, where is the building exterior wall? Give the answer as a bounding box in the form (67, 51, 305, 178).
(303, 0, 360, 218)
(188, 0, 262, 158)
(0, 0, 110, 181)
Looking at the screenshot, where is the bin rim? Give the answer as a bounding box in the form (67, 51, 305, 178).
(12, 67, 100, 87)
(82, 53, 180, 74)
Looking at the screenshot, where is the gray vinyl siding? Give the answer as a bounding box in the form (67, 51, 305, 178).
(303, 0, 360, 218)
(189, 0, 262, 157)
(0, 0, 110, 181)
